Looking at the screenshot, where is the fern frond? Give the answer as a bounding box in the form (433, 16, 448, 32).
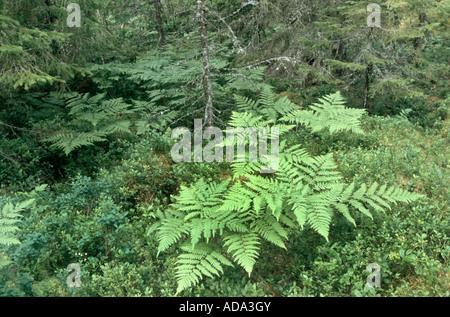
(223, 233, 260, 276)
(281, 91, 366, 134)
(157, 216, 189, 255)
(235, 86, 298, 122)
(251, 214, 288, 249)
(45, 132, 108, 155)
(175, 243, 233, 294)
(306, 193, 334, 241)
(336, 182, 424, 221)
(0, 199, 34, 268)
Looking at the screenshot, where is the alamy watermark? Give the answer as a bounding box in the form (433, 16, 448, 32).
(67, 3, 81, 28)
(367, 3, 381, 28)
(366, 263, 381, 287)
(66, 263, 81, 287)
(171, 119, 280, 173)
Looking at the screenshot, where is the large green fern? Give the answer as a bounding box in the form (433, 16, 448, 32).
(152, 89, 423, 294)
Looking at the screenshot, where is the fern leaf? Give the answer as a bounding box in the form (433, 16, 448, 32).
(223, 233, 260, 276)
(175, 243, 233, 294)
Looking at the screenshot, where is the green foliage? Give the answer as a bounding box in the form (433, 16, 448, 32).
(0, 269, 35, 297)
(234, 86, 298, 122)
(286, 200, 449, 297)
(154, 91, 423, 293)
(0, 199, 34, 268)
(0, 11, 72, 90)
(90, 44, 268, 128)
(281, 91, 366, 134)
(0, 0, 112, 93)
(235, 88, 366, 134)
(0, 0, 447, 299)
(175, 242, 234, 294)
(43, 93, 160, 154)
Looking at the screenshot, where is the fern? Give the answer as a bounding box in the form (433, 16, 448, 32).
(280, 91, 366, 134)
(0, 199, 34, 269)
(251, 214, 288, 249)
(45, 132, 108, 155)
(44, 93, 172, 154)
(223, 233, 260, 276)
(175, 242, 233, 294)
(154, 89, 424, 293)
(236, 89, 366, 134)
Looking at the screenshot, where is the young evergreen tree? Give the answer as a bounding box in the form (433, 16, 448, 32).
(0, 0, 111, 93)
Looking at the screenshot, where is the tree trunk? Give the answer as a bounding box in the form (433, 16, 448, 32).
(364, 64, 371, 109)
(154, 0, 166, 47)
(197, 0, 214, 127)
(364, 29, 374, 109)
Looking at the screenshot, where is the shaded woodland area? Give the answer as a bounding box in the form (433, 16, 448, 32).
(0, 0, 448, 297)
